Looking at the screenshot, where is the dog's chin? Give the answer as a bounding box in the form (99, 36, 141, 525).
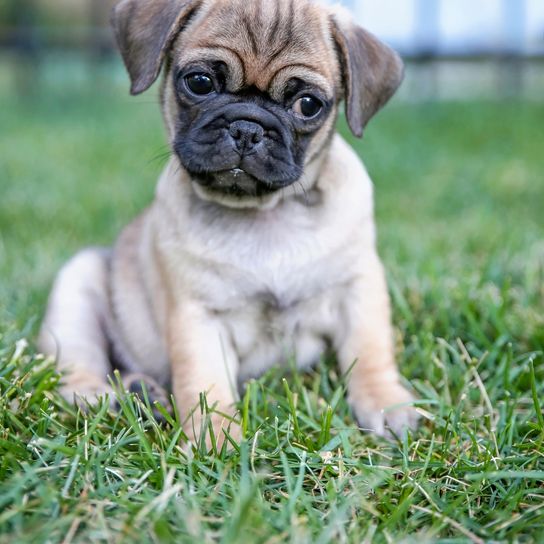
(190, 168, 290, 209)
(195, 169, 280, 197)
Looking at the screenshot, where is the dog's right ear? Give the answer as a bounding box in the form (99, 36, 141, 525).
(112, 0, 202, 95)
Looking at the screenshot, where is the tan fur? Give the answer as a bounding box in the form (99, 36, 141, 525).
(39, 0, 418, 445)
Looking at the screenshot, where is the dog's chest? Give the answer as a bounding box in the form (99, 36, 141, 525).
(178, 207, 362, 374)
(183, 202, 361, 308)
(222, 279, 350, 378)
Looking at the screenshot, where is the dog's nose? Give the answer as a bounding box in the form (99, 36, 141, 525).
(229, 120, 264, 153)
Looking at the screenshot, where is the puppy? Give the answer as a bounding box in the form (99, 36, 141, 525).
(39, 0, 419, 442)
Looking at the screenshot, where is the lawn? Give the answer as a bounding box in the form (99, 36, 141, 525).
(1, 61, 544, 543)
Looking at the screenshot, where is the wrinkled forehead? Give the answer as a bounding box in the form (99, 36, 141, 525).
(171, 0, 339, 98)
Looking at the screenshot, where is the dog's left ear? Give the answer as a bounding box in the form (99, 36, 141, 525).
(112, 0, 202, 95)
(331, 16, 404, 138)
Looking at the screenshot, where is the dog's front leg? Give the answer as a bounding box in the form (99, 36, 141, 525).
(168, 301, 241, 448)
(338, 254, 419, 437)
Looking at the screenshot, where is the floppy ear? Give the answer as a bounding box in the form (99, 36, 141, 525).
(331, 17, 404, 137)
(112, 0, 202, 95)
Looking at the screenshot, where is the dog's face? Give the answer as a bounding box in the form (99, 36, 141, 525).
(113, 0, 404, 207)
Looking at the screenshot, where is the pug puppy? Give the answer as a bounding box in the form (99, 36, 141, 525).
(39, 0, 419, 442)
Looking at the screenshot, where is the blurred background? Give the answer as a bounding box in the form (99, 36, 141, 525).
(0, 1, 543, 332)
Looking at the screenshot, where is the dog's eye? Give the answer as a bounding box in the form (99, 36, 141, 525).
(293, 96, 323, 119)
(185, 73, 215, 95)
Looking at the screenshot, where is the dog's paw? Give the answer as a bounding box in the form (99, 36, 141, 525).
(60, 370, 113, 408)
(120, 373, 172, 421)
(350, 381, 419, 438)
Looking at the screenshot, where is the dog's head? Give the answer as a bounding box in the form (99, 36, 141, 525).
(112, 0, 403, 207)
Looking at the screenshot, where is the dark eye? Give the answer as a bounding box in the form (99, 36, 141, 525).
(185, 73, 215, 95)
(293, 95, 323, 118)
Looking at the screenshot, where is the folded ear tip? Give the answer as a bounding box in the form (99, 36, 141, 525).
(130, 82, 147, 95)
(129, 69, 159, 95)
(347, 113, 364, 138)
(351, 126, 363, 138)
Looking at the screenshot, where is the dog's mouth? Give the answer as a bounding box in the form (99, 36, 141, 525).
(193, 168, 282, 198)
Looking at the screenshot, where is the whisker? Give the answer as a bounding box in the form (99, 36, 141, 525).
(148, 150, 174, 166)
(147, 144, 174, 165)
(296, 172, 311, 205)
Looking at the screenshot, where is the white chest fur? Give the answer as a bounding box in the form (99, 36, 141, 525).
(180, 209, 365, 377)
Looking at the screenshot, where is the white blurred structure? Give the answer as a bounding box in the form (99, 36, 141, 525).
(335, 0, 544, 57)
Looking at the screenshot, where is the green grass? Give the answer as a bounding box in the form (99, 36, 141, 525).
(1, 63, 544, 542)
